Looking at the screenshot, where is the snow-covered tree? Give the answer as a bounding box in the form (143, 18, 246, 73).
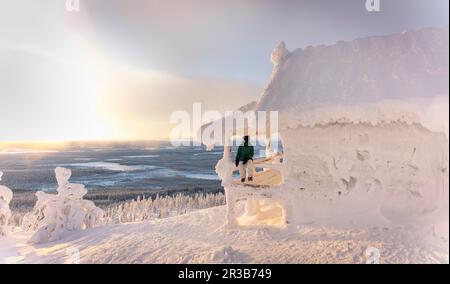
(102, 192, 225, 224)
(22, 167, 104, 243)
(0, 171, 13, 236)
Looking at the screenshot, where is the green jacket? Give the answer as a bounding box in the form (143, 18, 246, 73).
(235, 143, 254, 164)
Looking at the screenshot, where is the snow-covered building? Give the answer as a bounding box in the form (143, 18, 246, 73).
(205, 27, 449, 229)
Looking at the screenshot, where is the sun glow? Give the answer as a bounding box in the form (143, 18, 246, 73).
(0, 7, 259, 143)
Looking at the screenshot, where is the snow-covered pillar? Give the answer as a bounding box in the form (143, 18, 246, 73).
(223, 146, 232, 163)
(216, 144, 239, 226)
(225, 188, 238, 227)
(216, 146, 234, 186)
(223, 145, 238, 226)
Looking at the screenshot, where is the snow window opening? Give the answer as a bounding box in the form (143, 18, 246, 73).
(229, 135, 285, 187)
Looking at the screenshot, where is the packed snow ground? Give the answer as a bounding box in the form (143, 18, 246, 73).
(1, 204, 448, 264)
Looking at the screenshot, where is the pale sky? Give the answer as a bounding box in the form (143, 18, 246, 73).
(0, 0, 448, 141)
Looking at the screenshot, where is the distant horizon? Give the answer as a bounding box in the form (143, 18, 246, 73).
(0, 139, 188, 146)
(0, 139, 219, 152)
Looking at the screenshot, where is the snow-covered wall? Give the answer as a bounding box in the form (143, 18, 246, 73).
(279, 123, 448, 227)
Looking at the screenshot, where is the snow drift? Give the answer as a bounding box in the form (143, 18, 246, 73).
(22, 167, 104, 243)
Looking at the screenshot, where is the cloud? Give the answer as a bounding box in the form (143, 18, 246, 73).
(0, 45, 260, 141)
(95, 69, 261, 140)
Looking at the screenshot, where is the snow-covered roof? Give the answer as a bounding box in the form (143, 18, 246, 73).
(201, 27, 449, 147)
